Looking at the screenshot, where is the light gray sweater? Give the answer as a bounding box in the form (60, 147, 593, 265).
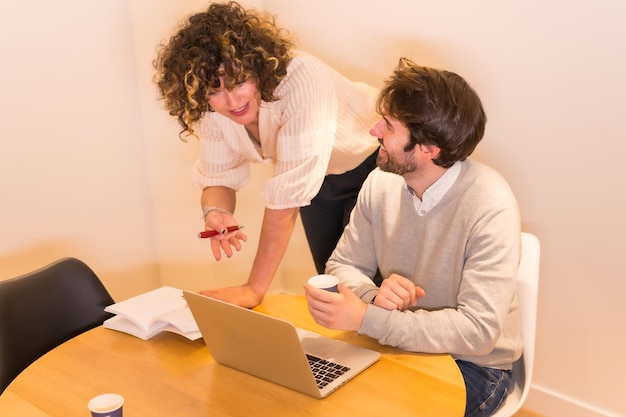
(326, 159, 523, 370)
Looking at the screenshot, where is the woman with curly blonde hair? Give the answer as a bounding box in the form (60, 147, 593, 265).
(154, 1, 380, 308)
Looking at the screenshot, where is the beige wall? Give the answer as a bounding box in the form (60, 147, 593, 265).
(0, 0, 160, 298)
(1, 1, 624, 416)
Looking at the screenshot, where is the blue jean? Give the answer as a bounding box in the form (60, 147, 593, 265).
(455, 360, 512, 417)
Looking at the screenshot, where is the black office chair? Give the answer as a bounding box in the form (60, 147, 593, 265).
(0, 257, 114, 394)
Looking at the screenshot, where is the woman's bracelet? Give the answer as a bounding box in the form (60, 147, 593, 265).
(202, 206, 232, 219)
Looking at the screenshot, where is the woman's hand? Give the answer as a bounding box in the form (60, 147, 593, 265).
(200, 283, 262, 308)
(204, 210, 248, 260)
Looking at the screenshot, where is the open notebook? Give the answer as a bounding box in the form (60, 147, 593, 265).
(184, 291, 380, 398)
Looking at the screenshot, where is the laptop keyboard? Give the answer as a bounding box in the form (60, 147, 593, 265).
(306, 354, 351, 389)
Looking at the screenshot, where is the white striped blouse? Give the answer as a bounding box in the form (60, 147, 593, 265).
(192, 51, 380, 209)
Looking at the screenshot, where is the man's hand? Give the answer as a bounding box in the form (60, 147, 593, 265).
(200, 284, 262, 309)
(372, 273, 425, 311)
(303, 283, 367, 331)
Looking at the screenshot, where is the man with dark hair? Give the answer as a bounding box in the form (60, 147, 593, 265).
(304, 58, 522, 417)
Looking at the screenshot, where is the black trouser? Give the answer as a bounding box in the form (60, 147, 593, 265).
(300, 149, 379, 275)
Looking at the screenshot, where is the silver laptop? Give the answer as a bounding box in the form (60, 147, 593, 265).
(183, 291, 381, 398)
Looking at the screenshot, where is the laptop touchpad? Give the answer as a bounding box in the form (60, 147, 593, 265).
(297, 328, 348, 358)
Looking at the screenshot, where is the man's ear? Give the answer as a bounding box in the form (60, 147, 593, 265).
(419, 144, 441, 161)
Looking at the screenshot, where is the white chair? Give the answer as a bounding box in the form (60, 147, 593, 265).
(493, 232, 541, 417)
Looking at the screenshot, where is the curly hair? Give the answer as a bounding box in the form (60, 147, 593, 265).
(377, 58, 486, 168)
(153, 1, 294, 140)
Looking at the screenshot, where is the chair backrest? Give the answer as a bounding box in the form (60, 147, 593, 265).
(493, 232, 541, 417)
(0, 257, 114, 393)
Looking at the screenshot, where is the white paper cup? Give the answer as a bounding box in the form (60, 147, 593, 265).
(308, 274, 339, 292)
(88, 393, 124, 417)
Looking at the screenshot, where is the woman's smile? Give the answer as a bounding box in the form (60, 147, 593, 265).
(230, 102, 250, 117)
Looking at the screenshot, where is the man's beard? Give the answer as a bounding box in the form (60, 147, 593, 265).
(376, 148, 417, 176)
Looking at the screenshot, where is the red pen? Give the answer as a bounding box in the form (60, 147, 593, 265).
(197, 225, 245, 239)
